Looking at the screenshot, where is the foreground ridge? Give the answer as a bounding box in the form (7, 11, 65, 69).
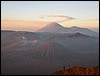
(51, 66, 99, 75)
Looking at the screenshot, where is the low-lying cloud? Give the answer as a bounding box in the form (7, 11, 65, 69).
(37, 15, 75, 22)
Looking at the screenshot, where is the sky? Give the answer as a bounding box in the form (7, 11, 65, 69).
(1, 1, 99, 32)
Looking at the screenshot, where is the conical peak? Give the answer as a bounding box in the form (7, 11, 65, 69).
(46, 22, 64, 28)
(37, 22, 66, 33)
(48, 22, 59, 25)
(43, 42, 55, 48)
(43, 42, 51, 48)
(42, 42, 65, 49)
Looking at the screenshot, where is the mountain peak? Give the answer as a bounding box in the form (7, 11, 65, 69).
(46, 22, 64, 28)
(37, 22, 66, 33)
(48, 22, 59, 25)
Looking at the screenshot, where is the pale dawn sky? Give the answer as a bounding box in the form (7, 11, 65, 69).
(1, 1, 99, 32)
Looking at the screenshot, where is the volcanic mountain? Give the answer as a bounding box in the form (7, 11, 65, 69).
(28, 42, 79, 62)
(37, 22, 98, 36)
(37, 22, 66, 33)
(65, 26, 99, 37)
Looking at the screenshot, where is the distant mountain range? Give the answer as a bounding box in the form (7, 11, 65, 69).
(38, 22, 99, 37)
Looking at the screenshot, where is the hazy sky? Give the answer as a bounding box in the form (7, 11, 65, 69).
(1, 1, 99, 32)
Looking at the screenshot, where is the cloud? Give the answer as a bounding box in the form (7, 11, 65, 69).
(37, 15, 75, 22)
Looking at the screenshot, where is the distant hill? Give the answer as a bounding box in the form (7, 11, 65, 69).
(28, 42, 80, 62)
(37, 22, 99, 37)
(51, 66, 99, 75)
(66, 26, 99, 37)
